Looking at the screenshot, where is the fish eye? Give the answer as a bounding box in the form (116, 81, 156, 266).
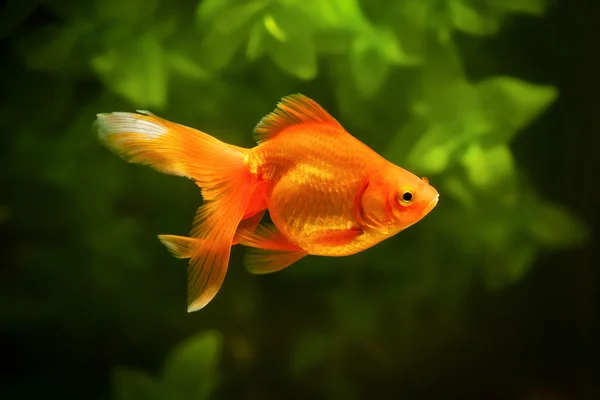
(396, 189, 414, 206)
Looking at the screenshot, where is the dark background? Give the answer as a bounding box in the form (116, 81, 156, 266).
(1, 0, 598, 399)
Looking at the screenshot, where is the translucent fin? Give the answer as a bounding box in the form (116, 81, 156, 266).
(95, 110, 259, 312)
(94, 111, 248, 187)
(186, 170, 256, 312)
(158, 211, 266, 261)
(253, 94, 344, 143)
(245, 248, 307, 274)
(158, 221, 308, 275)
(158, 234, 195, 259)
(236, 223, 303, 251)
(236, 222, 307, 274)
(233, 210, 265, 246)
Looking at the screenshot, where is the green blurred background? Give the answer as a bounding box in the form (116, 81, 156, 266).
(1, 0, 598, 399)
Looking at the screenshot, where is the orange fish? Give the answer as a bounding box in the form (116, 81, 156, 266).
(95, 94, 439, 312)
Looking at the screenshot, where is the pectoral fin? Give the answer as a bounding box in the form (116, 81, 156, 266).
(310, 227, 363, 247)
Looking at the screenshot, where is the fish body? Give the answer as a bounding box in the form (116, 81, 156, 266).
(247, 124, 395, 256)
(95, 94, 439, 311)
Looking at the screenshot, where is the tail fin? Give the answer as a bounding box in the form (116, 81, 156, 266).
(95, 111, 246, 184)
(95, 111, 257, 312)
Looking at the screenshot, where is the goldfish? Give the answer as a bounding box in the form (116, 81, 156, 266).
(94, 94, 439, 312)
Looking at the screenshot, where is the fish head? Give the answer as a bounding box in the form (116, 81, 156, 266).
(358, 168, 439, 234)
(388, 170, 439, 231)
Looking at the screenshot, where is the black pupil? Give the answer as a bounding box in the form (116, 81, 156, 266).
(402, 192, 413, 202)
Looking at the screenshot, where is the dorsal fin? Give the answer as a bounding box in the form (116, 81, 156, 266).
(253, 94, 344, 143)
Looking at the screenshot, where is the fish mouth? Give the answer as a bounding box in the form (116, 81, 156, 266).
(423, 194, 439, 216)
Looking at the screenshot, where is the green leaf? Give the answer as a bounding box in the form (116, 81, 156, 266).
(91, 30, 167, 108)
(294, 0, 367, 54)
(476, 76, 558, 143)
(350, 26, 420, 98)
(294, 0, 368, 32)
(197, 27, 249, 71)
(246, 20, 267, 61)
(405, 119, 486, 175)
(442, 175, 477, 210)
(384, 118, 428, 166)
(460, 143, 515, 191)
(111, 367, 163, 400)
(449, 0, 499, 36)
(490, 0, 550, 16)
(269, 35, 317, 79)
(376, 26, 421, 65)
(392, 0, 439, 58)
(263, 12, 288, 42)
(313, 29, 355, 55)
(406, 136, 452, 174)
(167, 52, 211, 80)
(350, 34, 392, 98)
(196, 0, 237, 22)
(265, 9, 318, 80)
(201, 1, 268, 34)
(418, 42, 481, 123)
(528, 202, 589, 248)
(330, 60, 376, 128)
(161, 331, 222, 400)
(196, 2, 267, 71)
(395, 0, 436, 30)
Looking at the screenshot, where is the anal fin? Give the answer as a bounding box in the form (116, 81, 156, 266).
(158, 210, 266, 260)
(159, 235, 195, 259)
(245, 248, 307, 274)
(237, 223, 307, 274)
